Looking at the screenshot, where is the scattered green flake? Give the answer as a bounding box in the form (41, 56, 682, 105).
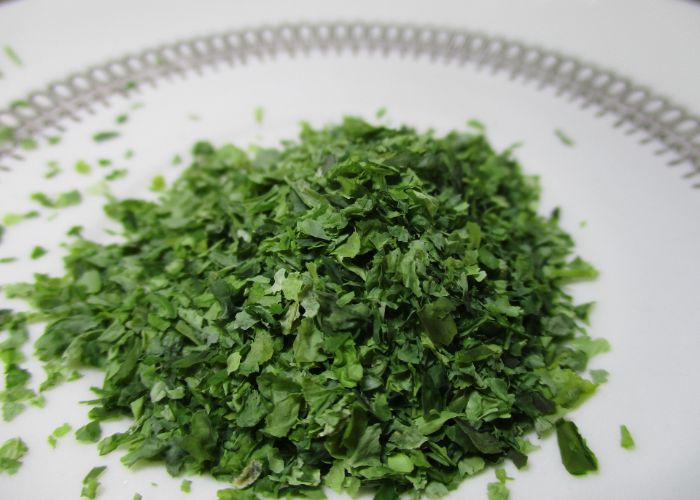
(81, 466, 107, 499)
(0, 127, 14, 145)
(375, 107, 387, 119)
(86, 181, 112, 198)
(48, 422, 72, 448)
(556, 420, 598, 475)
(467, 118, 486, 131)
(10, 100, 29, 109)
(180, 479, 192, 493)
(75, 160, 92, 175)
(188, 113, 200, 122)
(45, 160, 62, 179)
(124, 149, 134, 159)
(254, 106, 264, 124)
(487, 468, 511, 500)
(93, 131, 120, 143)
(75, 420, 102, 443)
(4, 45, 22, 66)
(105, 169, 128, 181)
(133, 495, 142, 500)
(590, 369, 609, 385)
(0, 437, 28, 474)
(0, 314, 38, 421)
(131, 102, 144, 110)
(116, 114, 129, 125)
(30, 246, 47, 260)
(495, 469, 513, 483)
(620, 425, 635, 450)
(2, 210, 39, 226)
(171, 154, 182, 166)
(487, 482, 510, 500)
(67, 225, 84, 237)
(19, 138, 38, 151)
(30, 189, 82, 208)
(555, 128, 575, 147)
(123, 81, 137, 92)
(47, 136, 61, 145)
(149, 175, 166, 192)
(98, 159, 112, 167)
(0, 257, 18, 264)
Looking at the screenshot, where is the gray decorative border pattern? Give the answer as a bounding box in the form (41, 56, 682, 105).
(1, 22, 699, 184)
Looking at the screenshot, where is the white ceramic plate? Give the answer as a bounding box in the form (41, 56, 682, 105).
(0, 22, 699, 500)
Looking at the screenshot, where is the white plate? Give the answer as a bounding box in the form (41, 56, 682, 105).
(1, 21, 699, 500)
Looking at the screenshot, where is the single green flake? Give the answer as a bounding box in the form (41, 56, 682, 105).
(0, 437, 28, 474)
(81, 465, 107, 499)
(620, 424, 635, 450)
(105, 169, 128, 181)
(2, 210, 39, 226)
(45, 160, 62, 179)
(93, 131, 120, 143)
(4, 45, 22, 66)
(75, 420, 102, 443)
(75, 160, 92, 175)
(254, 106, 264, 124)
(556, 420, 598, 475)
(30, 246, 47, 260)
(150, 175, 166, 192)
(19, 138, 38, 151)
(48, 422, 72, 448)
(555, 128, 575, 147)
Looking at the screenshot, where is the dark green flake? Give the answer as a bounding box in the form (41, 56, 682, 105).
(7, 118, 604, 497)
(76, 420, 102, 443)
(30, 246, 48, 260)
(93, 131, 120, 143)
(556, 420, 598, 475)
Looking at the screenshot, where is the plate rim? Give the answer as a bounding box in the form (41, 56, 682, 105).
(0, 21, 698, 186)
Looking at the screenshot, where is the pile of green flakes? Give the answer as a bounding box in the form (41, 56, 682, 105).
(2, 118, 607, 498)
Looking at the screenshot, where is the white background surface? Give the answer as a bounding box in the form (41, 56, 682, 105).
(0, 1, 699, 500)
